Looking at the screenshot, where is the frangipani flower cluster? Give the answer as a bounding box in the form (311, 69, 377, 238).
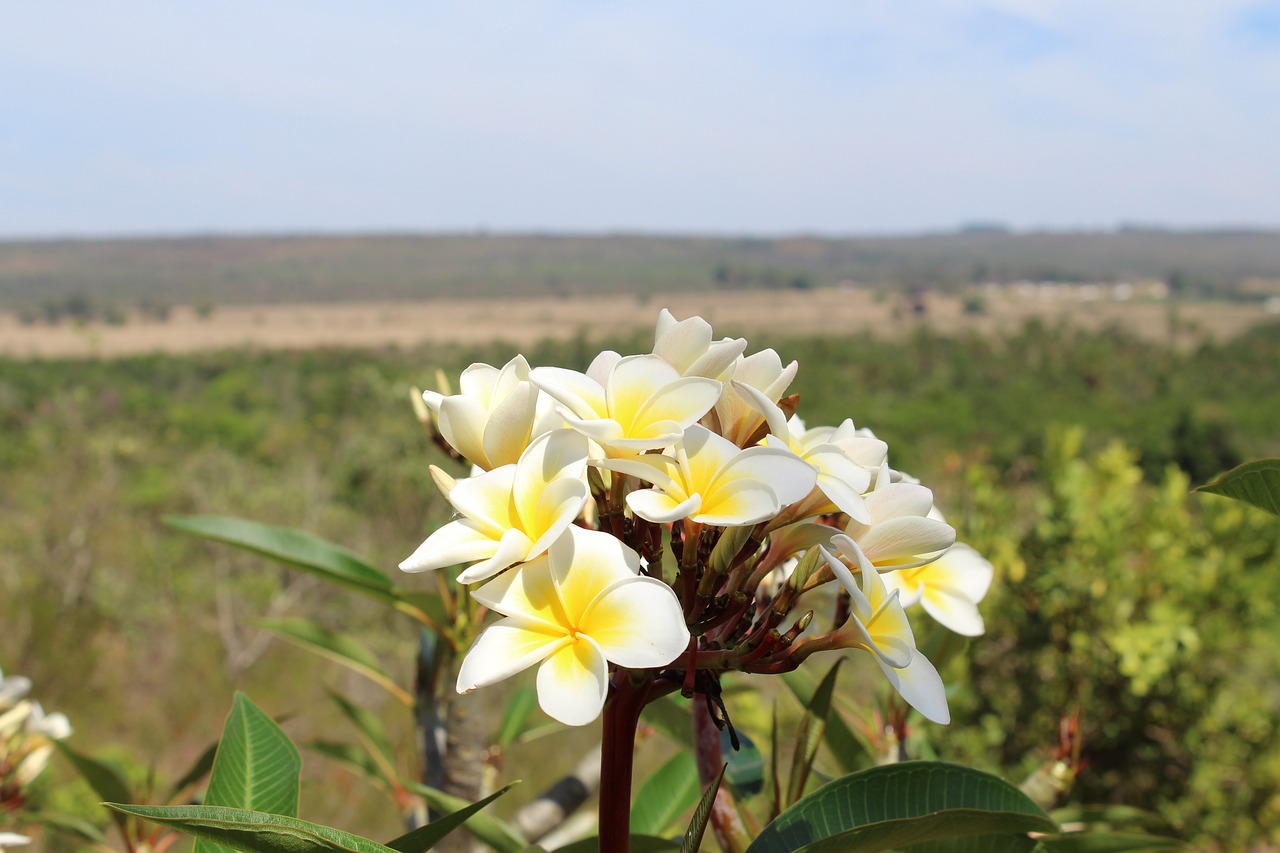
(1, 669, 72, 846)
(403, 309, 992, 727)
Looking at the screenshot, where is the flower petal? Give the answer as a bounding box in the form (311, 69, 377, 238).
(580, 577, 690, 669)
(866, 482, 935, 521)
(481, 380, 539, 469)
(471, 552, 568, 627)
(447, 466, 517, 537)
(549, 527, 642, 622)
(536, 635, 610, 726)
(438, 396, 491, 469)
(876, 651, 951, 724)
(722, 445, 818, 506)
(632, 376, 723, 433)
(457, 618, 567, 692)
(524, 477, 590, 558)
(399, 520, 499, 573)
(696, 480, 779, 526)
(530, 366, 607, 420)
(455, 527, 535, 584)
(628, 489, 702, 524)
(858, 517, 956, 567)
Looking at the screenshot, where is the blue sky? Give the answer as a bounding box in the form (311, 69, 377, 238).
(2, 1, 1278, 237)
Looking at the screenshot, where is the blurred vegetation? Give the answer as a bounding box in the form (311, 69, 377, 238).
(2, 321, 1278, 847)
(2, 230, 1279, 312)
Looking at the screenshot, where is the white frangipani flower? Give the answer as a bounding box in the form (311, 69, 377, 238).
(652, 309, 747, 379)
(599, 424, 817, 527)
(457, 527, 690, 726)
(422, 355, 548, 470)
(399, 430, 591, 584)
(819, 546, 950, 724)
(838, 467, 956, 571)
(0, 833, 31, 848)
(531, 353, 721, 458)
(737, 381, 888, 524)
(882, 509, 994, 637)
(708, 348, 799, 446)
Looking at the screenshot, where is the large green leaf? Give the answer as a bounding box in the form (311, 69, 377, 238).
(400, 780, 528, 853)
(256, 618, 413, 706)
(1193, 458, 1280, 516)
(106, 804, 398, 853)
(746, 762, 1057, 853)
(55, 741, 133, 836)
(165, 515, 398, 602)
(631, 751, 701, 836)
(1034, 832, 1183, 852)
(196, 694, 302, 853)
(384, 784, 516, 853)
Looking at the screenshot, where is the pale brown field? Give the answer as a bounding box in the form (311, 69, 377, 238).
(0, 288, 1272, 358)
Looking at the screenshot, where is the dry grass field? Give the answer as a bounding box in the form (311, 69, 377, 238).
(1, 287, 1272, 358)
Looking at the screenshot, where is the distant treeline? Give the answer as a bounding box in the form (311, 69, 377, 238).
(1, 230, 1278, 312)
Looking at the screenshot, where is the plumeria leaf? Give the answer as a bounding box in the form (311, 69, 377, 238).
(496, 685, 538, 749)
(682, 763, 727, 853)
(746, 762, 1056, 853)
(255, 618, 413, 707)
(400, 780, 528, 853)
(631, 751, 701, 836)
(723, 728, 765, 798)
(304, 741, 389, 792)
(105, 804, 399, 853)
(384, 784, 516, 853)
(55, 741, 133, 837)
(196, 694, 301, 853)
(780, 669, 873, 775)
(166, 516, 398, 603)
(1193, 458, 1280, 516)
(786, 660, 842, 806)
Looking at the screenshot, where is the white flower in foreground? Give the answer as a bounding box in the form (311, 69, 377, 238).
(457, 528, 690, 726)
(883, 541, 994, 637)
(600, 425, 817, 526)
(531, 353, 722, 457)
(652, 309, 746, 379)
(422, 355, 547, 470)
(400, 430, 590, 584)
(0, 832, 31, 848)
(707, 348, 800, 446)
(819, 546, 949, 724)
(838, 470, 955, 570)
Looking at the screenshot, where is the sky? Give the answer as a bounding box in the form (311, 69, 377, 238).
(2, 1, 1279, 238)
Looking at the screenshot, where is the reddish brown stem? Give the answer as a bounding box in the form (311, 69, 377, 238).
(598, 674, 649, 853)
(693, 695, 751, 853)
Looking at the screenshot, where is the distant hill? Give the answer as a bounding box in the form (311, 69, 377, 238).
(1, 230, 1278, 313)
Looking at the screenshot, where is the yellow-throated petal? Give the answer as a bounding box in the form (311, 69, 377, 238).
(536, 636, 609, 727)
(579, 577, 690, 669)
(457, 618, 569, 692)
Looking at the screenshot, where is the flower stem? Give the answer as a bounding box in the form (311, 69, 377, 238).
(598, 673, 648, 853)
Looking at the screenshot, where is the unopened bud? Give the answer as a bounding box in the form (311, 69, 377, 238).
(429, 465, 457, 498)
(410, 387, 432, 426)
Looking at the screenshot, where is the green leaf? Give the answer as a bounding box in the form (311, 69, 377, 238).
(196, 696, 301, 853)
(167, 740, 220, 802)
(631, 751, 701, 836)
(552, 836, 680, 853)
(786, 660, 842, 805)
(106, 804, 398, 853)
(905, 833, 1038, 853)
(257, 618, 413, 706)
(401, 780, 528, 853)
(1034, 832, 1184, 852)
(496, 685, 537, 749)
(328, 692, 398, 786)
(780, 667, 872, 775)
(746, 761, 1057, 853)
(384, 784, 515, 853)
(55, 741, 133, 836)
(682, 763, 726, 853)
(1193, 458, 1280, 516)
(165, 515, 399, 602)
